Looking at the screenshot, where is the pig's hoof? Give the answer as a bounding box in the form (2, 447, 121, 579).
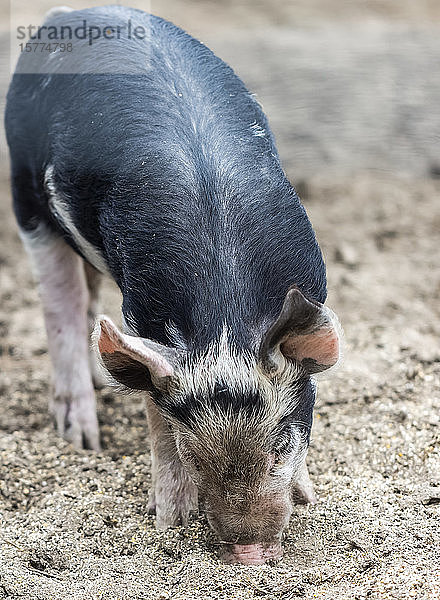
(291, 463, 317, 505)
(92, 370, 107, 391)
(291, 480, 317, 505)
(50, 394, 101, 451)
(154, 483, 198, 529)
(147, 490, 156, 515)
(155, 499, 198, 529)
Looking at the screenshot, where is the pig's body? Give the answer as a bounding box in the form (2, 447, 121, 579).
(7, 7, 326, 344)
(5, 6, 340, 564)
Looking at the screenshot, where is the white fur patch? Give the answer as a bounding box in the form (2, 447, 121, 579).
(250, 121, 266, 138)
(44, 165, 109, 274)
(172, 324, 305, 435)
(165, 320, 188, 352)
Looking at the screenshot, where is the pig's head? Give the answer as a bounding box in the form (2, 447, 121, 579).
(94, 286, 340, 564)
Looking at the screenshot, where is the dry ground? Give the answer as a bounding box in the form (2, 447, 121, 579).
(1, 1, 439, 599)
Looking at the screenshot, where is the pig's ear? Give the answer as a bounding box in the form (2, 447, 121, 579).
(94, 316, 177, 392)
(259, 286, 341, 376)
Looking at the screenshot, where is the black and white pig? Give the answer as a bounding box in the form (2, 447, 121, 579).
(5, 6, 341, 564)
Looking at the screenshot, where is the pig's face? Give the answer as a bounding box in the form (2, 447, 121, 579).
(95, 286, 340, 564)
(172, 415, 310, 564)
(159, 341, 316, 564)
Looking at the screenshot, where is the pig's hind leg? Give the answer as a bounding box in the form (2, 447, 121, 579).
(19, 223, 100, 450)
(146, 398, 198, 529)
(84, 262, 107, 390)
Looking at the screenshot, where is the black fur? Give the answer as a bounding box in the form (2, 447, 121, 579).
(272, 377, 316, 447)
(158, 381, 265, 428)
(5, 5, 326, 354)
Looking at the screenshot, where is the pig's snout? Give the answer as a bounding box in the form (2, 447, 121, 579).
(205, 492, 292, 564)
(222, 542, 283, 565)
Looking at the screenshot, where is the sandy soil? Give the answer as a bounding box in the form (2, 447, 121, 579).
(1, 1, 439, 599)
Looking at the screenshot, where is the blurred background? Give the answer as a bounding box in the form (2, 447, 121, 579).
(1, 0, 440, 177)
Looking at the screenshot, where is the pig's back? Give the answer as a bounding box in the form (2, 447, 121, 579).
(5, 6, 326, 348)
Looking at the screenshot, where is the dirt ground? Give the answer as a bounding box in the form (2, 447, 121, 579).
(0, 1, 439, 599)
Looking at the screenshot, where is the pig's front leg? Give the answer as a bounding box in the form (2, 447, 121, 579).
(20, 225, 100, 450)
(145, 397, 198, 529)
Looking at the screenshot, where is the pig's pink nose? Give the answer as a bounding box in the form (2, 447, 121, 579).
(222, 543, 283, 565)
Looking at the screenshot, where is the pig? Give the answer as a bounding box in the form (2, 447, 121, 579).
(5, 5, 341, 564)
